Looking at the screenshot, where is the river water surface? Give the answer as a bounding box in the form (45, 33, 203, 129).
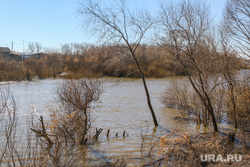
(6, 77, 233, 156)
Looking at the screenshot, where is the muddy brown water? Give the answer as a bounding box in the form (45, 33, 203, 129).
(4, 77, 235, 156)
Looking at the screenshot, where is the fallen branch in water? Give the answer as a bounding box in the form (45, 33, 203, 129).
(31, 116, 53, 149)
(93, 128, 103, 139)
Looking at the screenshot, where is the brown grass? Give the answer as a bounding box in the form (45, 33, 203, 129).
(148, 130, 250, 167)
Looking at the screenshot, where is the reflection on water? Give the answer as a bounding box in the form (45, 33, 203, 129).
(3, 77, 233, 155)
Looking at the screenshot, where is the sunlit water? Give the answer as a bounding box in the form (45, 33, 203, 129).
(2, 77, 235, 156)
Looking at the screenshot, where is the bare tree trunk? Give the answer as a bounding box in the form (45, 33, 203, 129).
(219, 48, 238, 129)
(227, 77, 238, 128)
(130, 51, 158, 126)
(208, 107, 218, 131)
(80, 110, 88, 144)
(52, 64, 56, 78)
(189, 76, 218, 131)
(142, 77, 158, 126)
(230, 88, 238, 128)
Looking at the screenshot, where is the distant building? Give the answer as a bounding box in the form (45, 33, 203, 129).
(20, 53, 44, 60)
(0, 47, 44, 60)
(0, 47, 11, 56)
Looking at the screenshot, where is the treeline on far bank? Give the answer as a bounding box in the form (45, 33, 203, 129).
(0, 44, 184, 81)
(0, 43, 247, 82)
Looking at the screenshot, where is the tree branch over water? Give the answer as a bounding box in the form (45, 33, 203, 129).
(78, 0, 158, 126)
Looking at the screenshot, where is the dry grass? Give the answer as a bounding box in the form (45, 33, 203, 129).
(148, 130, 250, 167)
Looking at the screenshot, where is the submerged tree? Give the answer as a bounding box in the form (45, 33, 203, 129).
(158, 0, 219, 131)
(217, 30, 240, 128)
(78, 0, 158, 126)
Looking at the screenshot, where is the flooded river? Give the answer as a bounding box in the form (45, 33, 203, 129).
(5, 77, 233, 156)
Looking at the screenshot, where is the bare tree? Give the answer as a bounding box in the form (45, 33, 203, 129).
(0, 86, 17, 164)
(158, 0, 219, 131)
(28, 42, 42, 53)
(78, 0, 158, 126)
(45, 53, 62, 78)
(217, 30, 242, 128)
(223, 0, 250, 58)
(28, 42, 35, 53)
(0, 86, 42, 166)
(35, 42, 42, 52)
(61, 44, 72, 55)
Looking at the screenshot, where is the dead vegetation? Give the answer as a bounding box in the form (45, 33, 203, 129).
(161, 70, 250, 131)
(147, 130, 250, 167)
(0, 44, 187, 82)
(28, 79, 103, 166)
(0, 86, 43, 166)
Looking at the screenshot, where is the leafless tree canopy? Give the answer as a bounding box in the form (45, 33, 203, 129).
(78, 0, 158, 126)
(57, 79, 102, 112)
(78, 0, 154, 48)
(28, 42, 35, 53)
(28, 42, 42, 53)
(223, 0, 250, 58)
(158, 1, 212, 58)
(158, 0, 219, 131)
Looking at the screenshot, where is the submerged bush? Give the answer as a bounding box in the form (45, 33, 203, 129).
(30, 79, 102, 166)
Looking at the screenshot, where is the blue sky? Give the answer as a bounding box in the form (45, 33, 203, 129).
(0, 0, 227, 53)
